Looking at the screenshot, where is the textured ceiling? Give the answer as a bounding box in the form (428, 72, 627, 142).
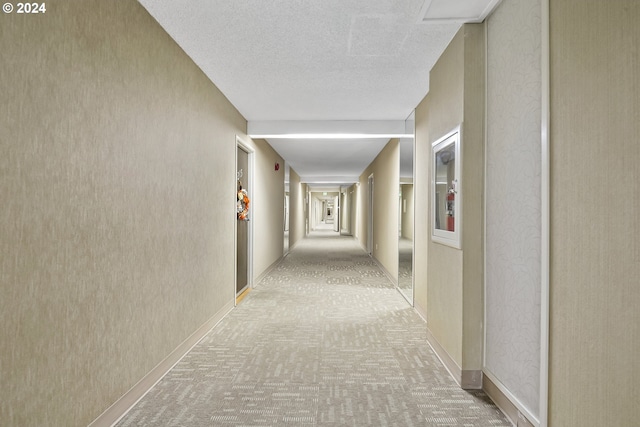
(271, 138, 392, 184)
(137, 0, 500, 185)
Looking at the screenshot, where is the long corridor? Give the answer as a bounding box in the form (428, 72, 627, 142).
(116, 233, 510, 426)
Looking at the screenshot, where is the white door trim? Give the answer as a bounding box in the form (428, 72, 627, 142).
(235, 136, 254, 302)
(539, 0, 550, 424)
(367, 173, 374, 255)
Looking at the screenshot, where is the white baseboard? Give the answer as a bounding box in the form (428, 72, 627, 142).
(370, 255, 398, 287)
(288, 240, 299, 252)
(88, 300, 235, 427)
(483, 370, 539, 427)
(355, 237, 368, 253)
(425, 328, 483, 390)
(414, 300, 427, 323)
(254, 255, 285, 286)
(426, 326, 462, 386)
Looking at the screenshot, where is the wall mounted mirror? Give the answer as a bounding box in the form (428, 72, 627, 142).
(398, 111, 415, 304)
(432, 126, 461, 248)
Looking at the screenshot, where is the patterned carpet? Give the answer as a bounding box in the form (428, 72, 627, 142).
(116, 232, 511, 426)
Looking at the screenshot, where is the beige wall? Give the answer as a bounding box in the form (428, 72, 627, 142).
(249, 139, 285, 277)
(414, 101, 430, 318)
(460, 24, 485, 373)
(288, 168, 307, 249)
(349, 183, 359, 239)
(0, 1, 249, 425)
(415, 24, 485, 379)
(549, 1, 640, 425)
(356, 173, 368, 244)
(422, 29, 465, 366)
(357, 140, 400, 279)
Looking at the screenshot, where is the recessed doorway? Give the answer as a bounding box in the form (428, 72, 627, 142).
(236, 138, 253, 298)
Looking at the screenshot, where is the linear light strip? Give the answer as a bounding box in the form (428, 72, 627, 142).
(248, 133, 414, 139)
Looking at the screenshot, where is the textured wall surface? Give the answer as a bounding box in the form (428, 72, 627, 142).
(357, 173, 370, 251)
(246, 138, 285, 276)
(349, 184, 358, 238)
(415, 24, 485, 375)
(422, 28, 466, 367)
(0, 1, 246, 425)
(549, 1, 640, 425)
(485, 0, 542, 419)
(358, 139, 399, 279)
(414, 98, 430, 317)
(460, 23, 485, 373)
(287, 168, 306, 249)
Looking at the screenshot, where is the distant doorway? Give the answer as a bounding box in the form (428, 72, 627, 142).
(283, 192, 289, 254)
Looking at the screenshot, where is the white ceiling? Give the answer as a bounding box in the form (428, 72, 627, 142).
(137, 0, 500, 186)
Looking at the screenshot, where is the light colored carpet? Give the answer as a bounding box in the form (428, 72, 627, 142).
(116, 233, 511, 426)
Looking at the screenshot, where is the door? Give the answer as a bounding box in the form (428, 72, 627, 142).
(236, 146, 249, 295)
(367, 174, 374, 255)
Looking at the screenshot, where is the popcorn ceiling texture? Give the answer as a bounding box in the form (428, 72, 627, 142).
(0, 1, 245, 425)
(137, 0, 462, 122)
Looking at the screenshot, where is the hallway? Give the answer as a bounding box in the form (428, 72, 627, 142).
(116, 234, 510, 426)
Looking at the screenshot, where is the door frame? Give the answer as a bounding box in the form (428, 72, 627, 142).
(367, 173, 374, 255)
(235, 136, 254, 302)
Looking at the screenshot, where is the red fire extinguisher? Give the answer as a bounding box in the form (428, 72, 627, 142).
(446, 190, 455, 231)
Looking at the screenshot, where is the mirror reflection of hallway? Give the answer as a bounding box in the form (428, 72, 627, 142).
(236, 145, 249, 295)
(398, 182, 414, 299)
(397, 113, 414, 304)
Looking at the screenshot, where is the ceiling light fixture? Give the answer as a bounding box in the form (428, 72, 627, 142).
(248, 133, 413, 139)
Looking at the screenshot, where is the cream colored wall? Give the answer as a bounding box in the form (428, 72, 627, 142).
(0, 2, 247, 425)
(357, 173, 369, 248)
(460, 23, 486, 374)
(415, 24, 485, 375)
(374, 140, 400, 278)
(549, 1, 640, 425)
(414, 102, 430, 318)
(419, 29, 465, 366)
(248, 139, 285, 276)
(357, 140, 400, 279)
(288, 168, 307, 249)
(349, 183, 360, 239)
(340, 190, 349, 233)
